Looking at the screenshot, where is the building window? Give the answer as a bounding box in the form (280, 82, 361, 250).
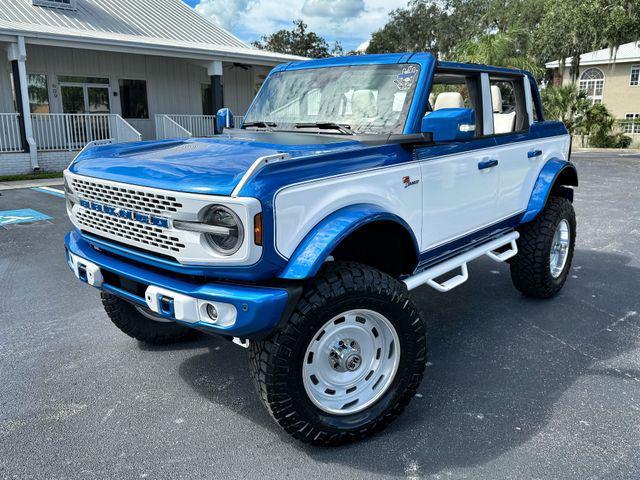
(33, 0, 77, 10)
(624, 113, 640, 134)
(630, 65, 640, 87)
(579, 68, 605, 105)
(28, 74, 50, 113)
(119, 79, 149, 119)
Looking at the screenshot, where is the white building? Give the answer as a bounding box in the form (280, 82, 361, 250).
(0, 0, 302, 175)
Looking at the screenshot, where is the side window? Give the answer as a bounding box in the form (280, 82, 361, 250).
(427, 71, 483, 136)
(489, 76, 529, 134)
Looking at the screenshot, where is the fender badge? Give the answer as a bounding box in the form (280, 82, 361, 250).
(403, 176, 419, 188)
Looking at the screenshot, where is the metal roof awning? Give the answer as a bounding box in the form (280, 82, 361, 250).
(0, 22, 305, 66)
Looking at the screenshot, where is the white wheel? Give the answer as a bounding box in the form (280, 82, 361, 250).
(550, 219, 570, 278)
(302, 309, 401, 415)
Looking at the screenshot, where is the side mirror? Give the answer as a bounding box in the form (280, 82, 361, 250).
(215, 108, 234, 134)
(421, 108, 475, 143)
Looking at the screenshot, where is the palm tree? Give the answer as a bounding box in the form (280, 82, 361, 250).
(541, 84, 590, 133)
(449, 30, 545, 78)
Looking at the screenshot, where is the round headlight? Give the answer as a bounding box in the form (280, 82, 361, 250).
(202, 205, 244, 255)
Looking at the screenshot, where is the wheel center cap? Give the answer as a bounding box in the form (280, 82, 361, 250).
(345, 353, 362, 371)
(329, 338, 362, 372)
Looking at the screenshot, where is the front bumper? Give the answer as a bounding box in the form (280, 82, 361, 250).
(65, 231, 291, 338)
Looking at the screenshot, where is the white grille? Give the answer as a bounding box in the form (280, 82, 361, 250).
(71, 177, 183, 216)
(75, 208, 186, 253)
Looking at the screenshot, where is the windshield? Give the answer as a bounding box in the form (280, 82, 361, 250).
(243, 64, 420, 135)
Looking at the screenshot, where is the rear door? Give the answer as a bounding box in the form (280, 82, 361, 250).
(489, 75, 544, 219)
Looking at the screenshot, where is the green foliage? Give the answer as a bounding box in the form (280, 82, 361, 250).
(609, 132, 633, 148)
(576, 103, 632, 148)
(364, 0, 640, 80)
(541, 84, 590, 134)
(251, 20, 343, 58)
(536, 0, 640, 79)
(450, 30, 544, 78)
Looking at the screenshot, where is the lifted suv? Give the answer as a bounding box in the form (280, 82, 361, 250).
(64, 53, 577, 446)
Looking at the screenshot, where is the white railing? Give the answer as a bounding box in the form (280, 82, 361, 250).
(30, 113, 141, 151)
(0, 113, 23, 152)
(155, 114, 245, 139)
(162, 114, 216, 137)
(155, 115, 192, 140)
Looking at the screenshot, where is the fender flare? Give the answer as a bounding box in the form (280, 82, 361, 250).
(521, 159, 578, 223)
(278, 203, 420, 280)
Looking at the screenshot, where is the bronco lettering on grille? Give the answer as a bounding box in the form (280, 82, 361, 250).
(79, 199, 170, 228)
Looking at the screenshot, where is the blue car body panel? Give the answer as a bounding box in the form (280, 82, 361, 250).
(521, 159, 578, 223)
(65, 231, 290, 337)
(279, 204, 419, 280)
(70, 136, 364, 196)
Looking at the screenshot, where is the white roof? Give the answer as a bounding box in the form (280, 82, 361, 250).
(545, 41, 640, 68)
(0, 0, 304, 65)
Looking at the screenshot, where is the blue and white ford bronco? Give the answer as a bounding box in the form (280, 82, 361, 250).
(64, 53, 577, 445)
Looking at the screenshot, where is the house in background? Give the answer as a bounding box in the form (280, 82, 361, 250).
(0, 0, 302, 175)
(545, 41, 640, 144)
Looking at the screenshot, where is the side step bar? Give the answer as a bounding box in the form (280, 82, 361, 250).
(404, 231, 520, 292)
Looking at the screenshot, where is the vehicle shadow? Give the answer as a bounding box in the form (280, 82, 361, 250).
(178, 249, 640, 476)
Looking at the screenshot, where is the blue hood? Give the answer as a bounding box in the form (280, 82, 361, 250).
(69, 134, 365, 196)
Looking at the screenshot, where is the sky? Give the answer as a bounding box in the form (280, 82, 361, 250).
(182, 0, 409, 52)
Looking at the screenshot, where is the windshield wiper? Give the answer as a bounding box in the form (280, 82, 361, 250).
(242, 121, 277, 130)
(294, 122, 356, 135)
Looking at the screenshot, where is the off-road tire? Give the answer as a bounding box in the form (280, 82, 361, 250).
(101, 293, 200, 345)
(248, 262, 426, 446)
(510, 196, 576, 298)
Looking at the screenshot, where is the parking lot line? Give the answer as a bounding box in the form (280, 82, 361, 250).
(31, 186, 65, 198)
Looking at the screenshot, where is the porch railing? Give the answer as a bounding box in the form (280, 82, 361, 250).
(162, 114, 216, 138)
(31, 113, 141, 151)
(155, 114, 245, 139)
(155, 115, 192, 140)
(0, 113, 23, 153)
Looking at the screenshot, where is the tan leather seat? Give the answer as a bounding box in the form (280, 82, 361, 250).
(433, 92, 464, 110)
(491, 85, 516, 134)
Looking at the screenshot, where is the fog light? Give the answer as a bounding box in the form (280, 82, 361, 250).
(206, 303, 218, 322)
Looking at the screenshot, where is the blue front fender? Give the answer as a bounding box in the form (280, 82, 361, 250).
(522, 159, 578, 223)
(278, 204, 419, 280)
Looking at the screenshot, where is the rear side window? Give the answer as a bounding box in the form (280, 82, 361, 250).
(489, 76, 529, 134)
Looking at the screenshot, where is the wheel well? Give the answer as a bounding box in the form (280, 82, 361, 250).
(330, 221, 418, 278)
(551, 166, 578, 202)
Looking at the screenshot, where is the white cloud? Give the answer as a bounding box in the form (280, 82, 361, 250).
(193, 0, 408, 50)
(301, 0, 365, 18)
(195, 0, 255, 30)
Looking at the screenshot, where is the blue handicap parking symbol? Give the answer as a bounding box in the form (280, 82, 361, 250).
(0, 209, 52, 226)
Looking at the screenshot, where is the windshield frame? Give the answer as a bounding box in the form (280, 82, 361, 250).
(242, 63, 422, 136)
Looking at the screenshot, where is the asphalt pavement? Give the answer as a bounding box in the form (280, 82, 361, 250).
(1, 152, 639, 479)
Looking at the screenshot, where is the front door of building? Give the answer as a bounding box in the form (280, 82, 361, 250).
(60, 78, 111, 145)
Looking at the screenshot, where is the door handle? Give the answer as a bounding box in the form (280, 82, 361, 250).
(478, 159, 499, 170)
(528, 149, 542, 158)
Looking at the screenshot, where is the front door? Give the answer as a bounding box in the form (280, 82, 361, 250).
(418, 144, 501, 251)
(60, 80, 111, 145)
(419, 70, 502, 254)
(61, 84, 110, 114)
